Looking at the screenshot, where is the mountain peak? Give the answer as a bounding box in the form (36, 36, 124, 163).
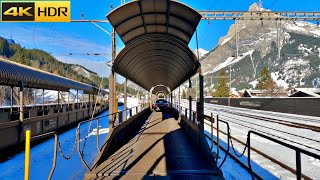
(194, 48, 209, 59)
(249, 2, 263, 11)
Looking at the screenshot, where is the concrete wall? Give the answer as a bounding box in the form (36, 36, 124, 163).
(204, 97, 320, 117)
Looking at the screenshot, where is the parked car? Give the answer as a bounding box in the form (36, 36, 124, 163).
(153, 99, 170, 111)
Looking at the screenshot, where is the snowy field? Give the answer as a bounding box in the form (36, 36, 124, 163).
(180, 99, 320, 179)
(0, 106, 126, 180)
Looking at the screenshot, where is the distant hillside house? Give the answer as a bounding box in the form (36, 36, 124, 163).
(242, 90, 288, 98)
(289, 88, 320, 97)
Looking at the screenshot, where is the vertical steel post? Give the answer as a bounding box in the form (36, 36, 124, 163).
(34, 90, 36, 107)
(19, 82, 24, 122)
(42, 89, 44, 115)
(216, 115, 220, 162)
(178, 86, 180, 107)
(93, 94, 95, 112)
(296, 151, 302, 180)
(198, 69, 204, 132)
(57, 90, 60, 112)
(195, 79, 198, 102)
(277, 19, 282, 60)
(189, 79, 192, 120)
(10, 86, 13, 114)
(148, 91, 151, 109)
(124, 78, 127, 121)
(247, 133, 254, 179)
(210, 113, 213, 149)
(88, 93, 91, 113)
(24, 130, 31, 180)
(229, 64, 232, 106)
(76, 90, 79, 109)
(109, 26, 116, 129)
(109, 73, 114, 128)
(235, 19, 239, 58)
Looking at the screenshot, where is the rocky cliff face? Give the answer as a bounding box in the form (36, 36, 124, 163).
(201, 3, 320, 90)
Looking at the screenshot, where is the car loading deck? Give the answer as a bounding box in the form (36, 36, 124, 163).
(85, 0, 220, 178)
(85, 110, 222, 179)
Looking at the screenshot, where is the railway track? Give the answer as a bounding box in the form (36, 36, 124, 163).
(209, 114, 320, 152)
(179, 101, 320, 178)
(203, 119, 313, 180)
(217, 109, 320, 132)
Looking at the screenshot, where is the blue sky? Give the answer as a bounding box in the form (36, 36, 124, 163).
(0, 0, 319, 81)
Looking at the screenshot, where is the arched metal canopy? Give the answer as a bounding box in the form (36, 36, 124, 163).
(107, 0, 201, 91)
(151, 85, 170, 95)
(0, 58, 96, 94)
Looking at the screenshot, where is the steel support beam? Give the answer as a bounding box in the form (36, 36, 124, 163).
(178, 86, 181, 107)
(124, 78, 127, 121)
(198, 70, 204, 132)
(277, 19, 282, 60)
(70, 11, 320, 23)
(42, 89, 45, 115)
(109, 73, 114, 128)
(76, 90, 79, 109)
(88, 93, 91, 114)
(199, 11, 320, 20)
(229, 64, 232, 106)
(189, 79, 192, 121)
(58, 90, 60, 112)
(235, 19, 239, 58)
(19, 82, 24, 122)
(109, 27, 117, 130)
(10, 86, 13, 114)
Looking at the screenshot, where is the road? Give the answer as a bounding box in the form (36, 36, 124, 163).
(179, 99, 320, 179)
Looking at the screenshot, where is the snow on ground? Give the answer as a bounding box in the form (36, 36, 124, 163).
(0, 106, 125, 179)
(220, 37, 232, 46)
(284, 21, 320, 38)
(271, 72, 289, 89)
(179, 99, 320, 179)
(207, 50, 255, 75)
(249, 79, 258, 88)
(118, 97, 139, 108)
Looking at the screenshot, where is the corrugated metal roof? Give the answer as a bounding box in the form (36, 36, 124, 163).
(152, 85, 169, 95)
(107, 0, 201, 93)
(0, 58, 96, 94)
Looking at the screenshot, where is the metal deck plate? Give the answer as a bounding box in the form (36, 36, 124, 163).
(85, 112, 222, 179)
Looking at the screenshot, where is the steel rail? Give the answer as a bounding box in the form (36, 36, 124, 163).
(203, 119, 312, 180)
(248, 131, 320, 180)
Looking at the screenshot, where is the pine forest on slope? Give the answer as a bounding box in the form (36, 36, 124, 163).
(0, 36, 137, 95)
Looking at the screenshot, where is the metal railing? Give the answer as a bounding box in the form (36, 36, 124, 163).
(173, 104, 320, 179)
(23, 103, 149, 179)
(173, 105, 229, 169)
(247, 130, 320, 180)
(28, 131, 58, 180)
(76, 104, 148, 171)
(173, 104, 198, 124)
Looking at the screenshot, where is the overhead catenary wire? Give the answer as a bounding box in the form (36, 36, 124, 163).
(33, 23, 38, 49)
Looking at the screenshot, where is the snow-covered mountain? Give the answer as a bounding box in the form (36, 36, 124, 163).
(194, 48, 209, 59)
(201, 3, 320, 90)
(71, 64, 98, 79)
